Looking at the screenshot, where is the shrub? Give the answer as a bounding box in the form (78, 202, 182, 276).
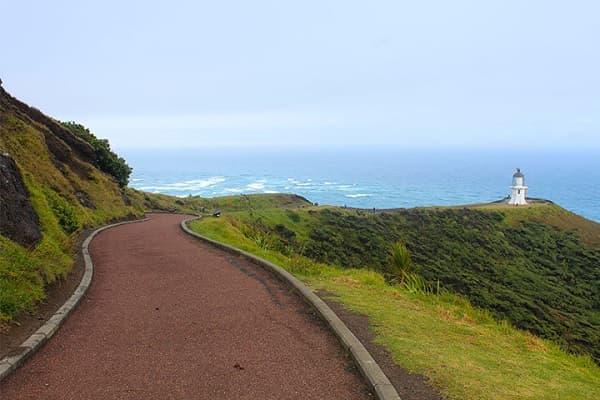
(386, 242, 413, 284)
(45, 190, 80, 234)
(61, 121, 132, 187)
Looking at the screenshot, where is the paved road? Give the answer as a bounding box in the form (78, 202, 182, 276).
(0, 214, 369, 399)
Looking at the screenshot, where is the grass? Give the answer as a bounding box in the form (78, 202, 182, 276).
(189, 213, 600, 400)
(208, 204, 600, 363)
(0, 109, 141, 322)
(126, 189, 312, 215)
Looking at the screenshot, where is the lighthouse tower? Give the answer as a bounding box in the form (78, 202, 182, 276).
(508, 168, 528, 206)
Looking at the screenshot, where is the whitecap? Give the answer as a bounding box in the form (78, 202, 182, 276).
(138, 185, 178, 191)
(184, 177, 226, 188)
(247, 182, 265, 190)
(345, 193, 372, 198)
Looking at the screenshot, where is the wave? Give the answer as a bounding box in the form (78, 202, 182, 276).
(247, 182, 265, 190)
(184, 177, 226, 188)
(345, 193, 372, 198)
(136, 176, 225, 192)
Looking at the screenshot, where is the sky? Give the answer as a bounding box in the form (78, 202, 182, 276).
(2, 1, 599, 150)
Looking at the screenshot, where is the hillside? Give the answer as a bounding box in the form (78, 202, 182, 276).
(189, 202, 600, 364)
(126, 189, 312, 214)
(0, 83, 142, 323)
(190, 200, 600, 399)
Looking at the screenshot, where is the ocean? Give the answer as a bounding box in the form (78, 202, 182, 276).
(122, 147, 600, 222)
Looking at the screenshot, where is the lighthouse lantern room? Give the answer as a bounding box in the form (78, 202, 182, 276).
(508, 168, 528, 206)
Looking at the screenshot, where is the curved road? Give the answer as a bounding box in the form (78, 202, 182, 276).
(0, 214, 369, 399)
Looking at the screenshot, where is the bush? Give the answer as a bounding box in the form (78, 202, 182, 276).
(45, 190, 80, 234)
(386, 242, 413, 284)
(61, 121, 132, 187)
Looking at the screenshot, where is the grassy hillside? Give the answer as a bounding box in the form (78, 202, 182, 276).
(126, 189, 312, 214)
(189, 204, 600, 400)
(0, 85, 142, 323)
(188, 202, 600, 365)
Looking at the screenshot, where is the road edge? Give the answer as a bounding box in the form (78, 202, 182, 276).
(181, 217, 401, 400)
(0, 218, 150, 382)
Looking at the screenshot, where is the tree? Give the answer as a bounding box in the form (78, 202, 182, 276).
(61, 122, 132, 187)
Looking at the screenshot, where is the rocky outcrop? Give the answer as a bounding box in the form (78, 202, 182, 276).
(0, 152, 41, 247)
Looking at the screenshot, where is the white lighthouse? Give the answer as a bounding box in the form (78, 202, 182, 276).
(508, 168, 528, 206)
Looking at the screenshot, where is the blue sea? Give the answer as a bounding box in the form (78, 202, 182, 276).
(122, 147, 600, 222)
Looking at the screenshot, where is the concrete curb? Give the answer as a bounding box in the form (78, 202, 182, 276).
(181, 218, 401, 400)
(0, 218, 150, 382)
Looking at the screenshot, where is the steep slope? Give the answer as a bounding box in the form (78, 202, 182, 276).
(0, 83, 142, 322)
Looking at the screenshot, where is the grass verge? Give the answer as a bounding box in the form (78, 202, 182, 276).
(189, 215, 600, 400)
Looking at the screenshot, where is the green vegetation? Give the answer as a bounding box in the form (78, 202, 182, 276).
(189, 210, 600, 400)
(192, 204, 600, 364)
(45, 189, 80, 234)
(126, 189, 312, 214)
(61, 122, 132, 187)
(387, 242, 414, 284)
(0, 95, 141, 322)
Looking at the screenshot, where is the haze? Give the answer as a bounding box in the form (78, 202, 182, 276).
(3, 1, 599, 150)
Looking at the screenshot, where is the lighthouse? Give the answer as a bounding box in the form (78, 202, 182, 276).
(508, 168, 528, 206)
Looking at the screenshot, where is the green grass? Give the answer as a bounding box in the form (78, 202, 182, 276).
(189, 213, 600, 400)
(126, 189, 312, 215)
(0, 105, 142, 322)
(199, 204, 600, 363)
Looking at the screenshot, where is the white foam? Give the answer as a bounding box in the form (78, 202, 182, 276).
(345, 193, 372, 198)
(185, 177, 226, 188)
(247, 182, 265, 190)
(138, 176, 225, 192)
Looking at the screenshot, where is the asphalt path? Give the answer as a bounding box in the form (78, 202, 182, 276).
(0, 214, 369, 399)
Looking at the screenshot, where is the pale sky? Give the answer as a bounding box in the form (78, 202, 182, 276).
(2, 1, 599, 150)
